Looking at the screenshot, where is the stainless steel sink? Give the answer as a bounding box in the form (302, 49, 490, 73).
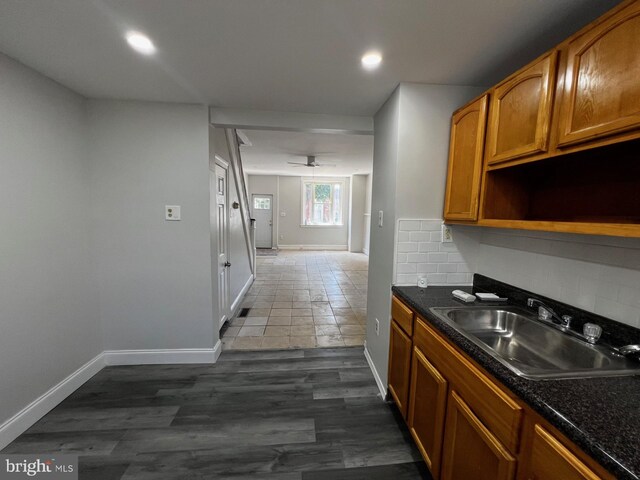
(429, 306, 640, 380)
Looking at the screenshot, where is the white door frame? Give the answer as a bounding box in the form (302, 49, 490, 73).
(215, 156, 231, 329)
(252, 193, 274, 249)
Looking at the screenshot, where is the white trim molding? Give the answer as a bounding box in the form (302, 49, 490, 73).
(278, 244, 348, 251)
(104, 343, 222, 366)
(364, 342, 387, 400)
(229, 275, 254, 317)
(0, 353, 105, 450)
(0, 342, 223, 450)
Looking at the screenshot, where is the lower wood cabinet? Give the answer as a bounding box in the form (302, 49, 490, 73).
(388, 319, 412, 419)
(407, 346, 448, 478)
(387, 295, 615, 480)
(521, 425, 602, 480)
(441, 390, 516, 480)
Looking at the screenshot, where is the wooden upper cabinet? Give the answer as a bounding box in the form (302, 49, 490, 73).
(486, 52, 557, 165)
(443, 95, 488, 221)
(557, 0, 640, 147)
(440, 390, 516, 480)
(408, 346, 448, 478)
(523, 425, 602, 480)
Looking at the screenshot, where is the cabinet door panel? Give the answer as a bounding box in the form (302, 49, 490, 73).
(388, 320, 412, 419)
(441, 390, 516, 480)
(558, 1, 640, 147)
(408, 346, 448, 478)
(486, 52, 556, 164)
(525, 425, 602, 480)
(392, 296, 414, 336)
(443, 95, 488, 221)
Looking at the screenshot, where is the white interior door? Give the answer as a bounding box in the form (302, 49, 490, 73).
(252, 194, 273, 248)
(216, 162, 230, 328)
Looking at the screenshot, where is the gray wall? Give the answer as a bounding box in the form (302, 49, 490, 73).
(88, 100, 215, 350)
(349, 174, 368, 252)
(0, 53, 101, 426)
(248, 174, 354, 249)
(278, 176, 350, 248)
(366, 83, 482, 386)
(396, 83, 484, 218)
(366, 88, 400, 380)
(212, 127, 253, 309)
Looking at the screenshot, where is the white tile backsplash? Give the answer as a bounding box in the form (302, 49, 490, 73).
(475, 228, 640, 328)
(395, 219, 473, 286)
(394, 220, 640, 328)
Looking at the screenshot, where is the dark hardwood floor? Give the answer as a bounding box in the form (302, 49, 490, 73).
(2, 347, 431, 479)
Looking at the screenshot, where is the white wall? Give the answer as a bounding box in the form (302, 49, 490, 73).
(474, 228, 640, 328)
(212, 127, 253, 310)
(366, 88, 401, 385)
(349, 174, 367, 253)
(363, 174, 372, 255)
(88, 100, 215, 351)
(0, 54, 101, 427)
(395, 83, 484, 219)
(395, 219, 475, 286)
(366, 83, 483, 388)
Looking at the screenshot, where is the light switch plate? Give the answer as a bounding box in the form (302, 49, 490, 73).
(165, 205, 181, 221)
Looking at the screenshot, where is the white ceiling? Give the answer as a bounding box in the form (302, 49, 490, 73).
(240, 130, 373, 177)
(0, 0, 619, 116)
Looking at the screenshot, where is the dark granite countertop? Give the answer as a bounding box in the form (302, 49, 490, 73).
(392, 283, 640, 480)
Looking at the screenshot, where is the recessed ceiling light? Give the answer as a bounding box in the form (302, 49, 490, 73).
(126, 31, 156, 55)
(361, 51, 382, 70)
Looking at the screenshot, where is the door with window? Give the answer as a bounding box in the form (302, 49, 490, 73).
(252, 194, 273, 249)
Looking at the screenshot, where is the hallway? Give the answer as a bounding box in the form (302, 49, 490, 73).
(221, 251, 368, 350)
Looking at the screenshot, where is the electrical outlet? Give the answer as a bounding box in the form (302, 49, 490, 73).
(375, 318, 380, 336)
(279, 234, 284, 240)
(441, 224, 453, 243)
(165, 205, 181, 221)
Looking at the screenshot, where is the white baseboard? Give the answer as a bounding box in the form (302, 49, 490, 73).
(0, 341, 223, 449)
(364, 341, 387, 400)
(230, 275, 254, 315)
(104, 342, 222, 366)
(0, 352, 105, 450)
(277, 244, 348, 251)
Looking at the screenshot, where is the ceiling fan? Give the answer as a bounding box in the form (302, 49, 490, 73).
(287, 155, 336, 168)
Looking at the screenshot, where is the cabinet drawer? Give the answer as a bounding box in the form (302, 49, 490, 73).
(414, 316, 522, 453)
(527, 424, 602, 480)
(392, 296, 414, 336)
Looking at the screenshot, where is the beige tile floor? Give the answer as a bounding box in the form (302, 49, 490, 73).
(221, 250, 368, 350)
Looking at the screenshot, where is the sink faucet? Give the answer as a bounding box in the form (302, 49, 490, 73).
(527, 298, 572, 328)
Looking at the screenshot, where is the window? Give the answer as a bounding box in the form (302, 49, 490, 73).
(302, 180, 343, 226)
(253, 197, 271, 210)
